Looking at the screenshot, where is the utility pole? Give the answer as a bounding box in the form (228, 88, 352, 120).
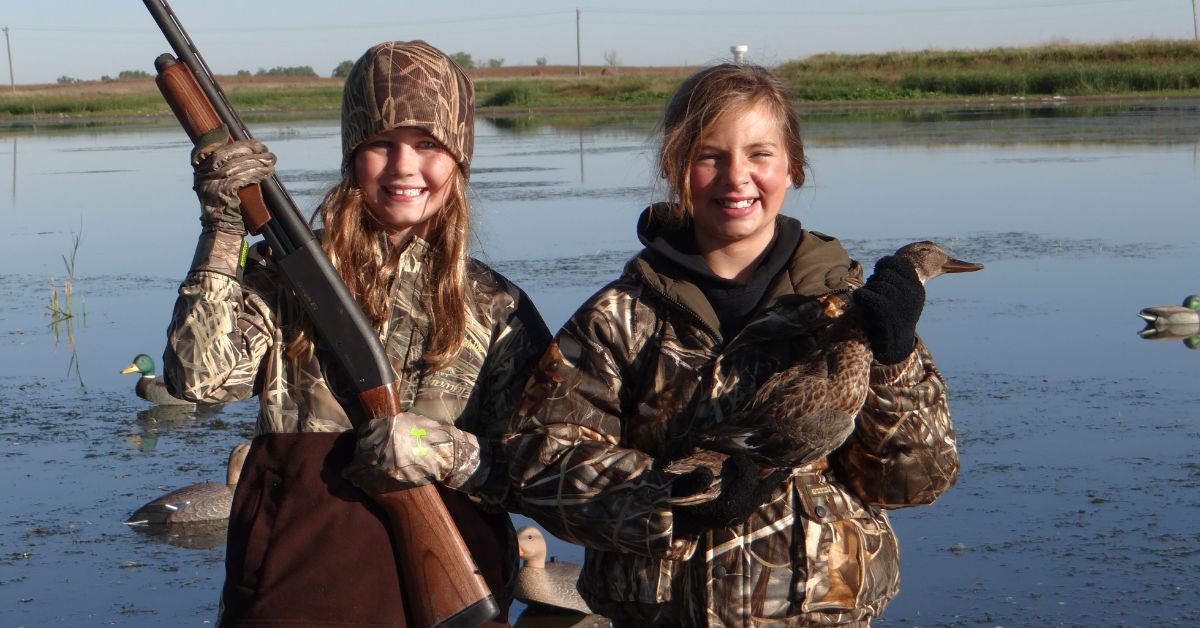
(3, 27, 14, 93)
(576, 9, 582, 76)
(1193, 0, 1199, 40)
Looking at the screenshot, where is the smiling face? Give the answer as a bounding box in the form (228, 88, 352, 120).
(686, 102, 793, 265)
(354, 126, 459, 242)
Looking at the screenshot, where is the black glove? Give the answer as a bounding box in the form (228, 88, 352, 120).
(853, 255, 925, 365)
(671, 455, 788, 537)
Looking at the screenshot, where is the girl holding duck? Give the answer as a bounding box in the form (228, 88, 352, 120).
(505, 63, 960, 626)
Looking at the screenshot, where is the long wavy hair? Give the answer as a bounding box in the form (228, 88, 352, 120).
(287, 161, 470, 371)
(657, 63, 808, 222)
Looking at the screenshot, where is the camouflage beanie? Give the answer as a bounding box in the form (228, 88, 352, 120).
(341, 41, 474, 177)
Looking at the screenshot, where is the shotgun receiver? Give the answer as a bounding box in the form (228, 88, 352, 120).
(143, 1, 499, 626)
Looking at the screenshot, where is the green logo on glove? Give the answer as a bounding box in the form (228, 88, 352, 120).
(409, 427, 429, 457)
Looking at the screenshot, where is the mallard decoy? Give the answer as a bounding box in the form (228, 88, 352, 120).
(710, 241, 983, 467)
(120, 353, 194, 407)
(513, 525, 592, 616)
(1138, 295, 1200, 348)
(126, 443, 251, 525)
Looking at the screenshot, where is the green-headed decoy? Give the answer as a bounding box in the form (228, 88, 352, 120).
(1138, 295, 1200, 348)
(120, 353, 194, 407)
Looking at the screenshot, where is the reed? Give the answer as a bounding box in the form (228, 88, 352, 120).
(47, 227, 84, 325)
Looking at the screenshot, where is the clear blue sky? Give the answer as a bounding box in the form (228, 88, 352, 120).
(3, 0, 1196, 85)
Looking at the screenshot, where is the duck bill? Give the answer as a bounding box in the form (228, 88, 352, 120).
(940, 258, 984, 274)
(120, 363, 140, 375)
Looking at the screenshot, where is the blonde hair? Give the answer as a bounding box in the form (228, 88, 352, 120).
(288, 163, 470, 371)
(658, 63, 807, 222)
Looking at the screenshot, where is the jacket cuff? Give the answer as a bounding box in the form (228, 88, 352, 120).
(188, 229, 246, 279)
(442, 428, 483, 491)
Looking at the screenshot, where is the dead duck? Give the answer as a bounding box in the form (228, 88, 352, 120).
(1138, 295, 1200, 348)
(121, 353, 194, 407)
(513, 525, 592, 616)
(126, 443, 251, 525)
(711, 241, 983, 467)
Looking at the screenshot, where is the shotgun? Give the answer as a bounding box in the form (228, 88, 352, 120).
(142, 1, 499, 626)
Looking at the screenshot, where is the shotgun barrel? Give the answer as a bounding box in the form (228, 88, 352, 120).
(144, 2, 500, 626)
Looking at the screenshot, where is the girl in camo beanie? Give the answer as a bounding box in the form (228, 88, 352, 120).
(169, 39, 550, 626)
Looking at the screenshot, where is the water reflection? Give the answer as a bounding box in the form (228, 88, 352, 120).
(128, 519, 229, 550)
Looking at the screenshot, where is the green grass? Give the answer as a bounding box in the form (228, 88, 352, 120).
(4, 40, 1199, 124)
(776, 40, 1200, 100)
(477, 76, 675, 109)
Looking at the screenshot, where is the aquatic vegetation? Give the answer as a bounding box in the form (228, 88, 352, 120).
(46, 226, 84, 326)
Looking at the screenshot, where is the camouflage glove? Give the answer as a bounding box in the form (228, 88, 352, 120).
(344, 412, 481, 494)
(853, 255, 926, 365)
(191, 125, 276, 236)
(670, 455, 788, 537)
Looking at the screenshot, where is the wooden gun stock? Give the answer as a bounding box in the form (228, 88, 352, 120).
(152, 48, 499, 628)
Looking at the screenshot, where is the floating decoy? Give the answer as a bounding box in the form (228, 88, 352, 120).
(513, 525, 592, 616)
(710, 241, 983, 467)
(1138, 295, 1200, 348)
(121, 353, 194, 407)
(126, 443, 251, 525)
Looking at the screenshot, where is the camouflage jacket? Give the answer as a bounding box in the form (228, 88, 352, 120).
(164, 230, 550, 508)
(505, 214, 958, 626)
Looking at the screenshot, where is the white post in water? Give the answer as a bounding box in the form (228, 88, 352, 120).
(731, 45, 748, 65)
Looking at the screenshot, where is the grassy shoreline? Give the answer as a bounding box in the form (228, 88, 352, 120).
(3, 40, 1199, 128)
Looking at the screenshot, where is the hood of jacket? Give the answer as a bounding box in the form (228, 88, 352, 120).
(629, 203, 857, 340)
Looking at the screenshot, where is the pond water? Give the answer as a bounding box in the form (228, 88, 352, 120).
(1, 99, 1198, 626)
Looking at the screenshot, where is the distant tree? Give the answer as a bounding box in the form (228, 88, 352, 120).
(536, 56, 548, 67)
(56, 76, 81, 84)
(236, 70, 251, 77)
(603, 50, 620, 67)
(450, 52, 476, 70)
(101, 75, 113, 82)
(486, 58, 505, 68)
(255, 65, 318, 77)
(332, 60, 355, 78)
(118, 69, 151, 79)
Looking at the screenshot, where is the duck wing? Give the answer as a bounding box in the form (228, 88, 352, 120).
(135, 377, 196, 407)
(126, 482, 233, 524)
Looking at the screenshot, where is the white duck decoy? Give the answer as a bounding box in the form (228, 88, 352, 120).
(120, 353, 195, 407)
(126, 443, 251, 525)
(1138, 295, 1200, 348)
(708, 241, 983, 467)
(513, 525, 592, 616)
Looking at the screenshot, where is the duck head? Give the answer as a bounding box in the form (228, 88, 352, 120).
(893, 241, 984, 284)
(227, 443, 252, 486)
(516, 525, 548, 568)
(121, 354, 157, 377)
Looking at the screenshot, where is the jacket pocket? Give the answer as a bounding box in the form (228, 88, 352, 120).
(227, 462, 282, 594)
(580, 549, 675, 605)
(796, 479, 900, 614)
